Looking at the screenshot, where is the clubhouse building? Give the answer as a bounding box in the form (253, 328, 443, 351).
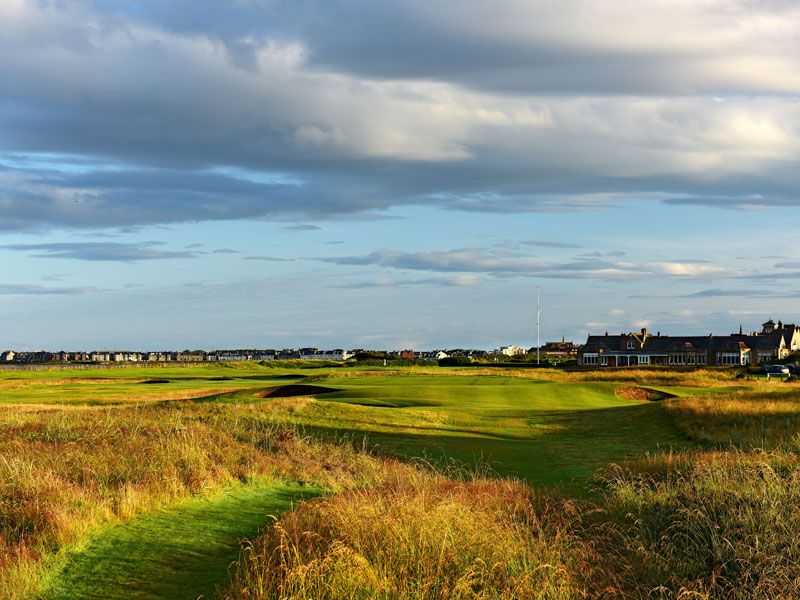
(578, 319, 799, 367)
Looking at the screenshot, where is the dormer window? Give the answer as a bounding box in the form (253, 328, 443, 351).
(627, 339, 636, 350)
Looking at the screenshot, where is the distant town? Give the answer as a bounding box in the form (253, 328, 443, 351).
(0, 342, 576, 366)
(1, 319, 796, 367)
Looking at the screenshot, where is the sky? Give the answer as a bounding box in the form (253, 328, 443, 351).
(1, 0, 800, 350)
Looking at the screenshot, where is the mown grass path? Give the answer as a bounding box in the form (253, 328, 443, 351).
(41, 483, 321, 600)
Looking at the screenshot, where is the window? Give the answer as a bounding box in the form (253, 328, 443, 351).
(627, 340, 636, 350)
(600, 356, 608, 366)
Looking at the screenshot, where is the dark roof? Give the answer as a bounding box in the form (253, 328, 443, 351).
(583, 335, 624, 353)
(744, 332, 785, 351)
(582, 332, 786, 354)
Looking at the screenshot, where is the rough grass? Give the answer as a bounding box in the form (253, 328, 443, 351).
(590, 450, 800, 598)
(665, 389, 800, 449)
(226, 449, 800, 600)
(225, 472, 582, 600)
(0, 400, 418, 599)
(5, 365, 800, 599)
(221, 370, 800, 600)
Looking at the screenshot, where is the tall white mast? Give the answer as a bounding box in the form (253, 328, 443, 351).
(536, 287, 541, 365)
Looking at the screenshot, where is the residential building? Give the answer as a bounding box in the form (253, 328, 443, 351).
(496, 345, 527, 357)
(579, 323, 791, 367)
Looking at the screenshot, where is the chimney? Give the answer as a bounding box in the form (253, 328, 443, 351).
(657, 331, 661, 337)
(641, 327, 647, 336)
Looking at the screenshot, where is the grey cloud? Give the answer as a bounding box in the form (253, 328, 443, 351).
(577, 251, 630, 259)
(336, 275, 484, 289)
(243, 255, 295, 262)
(283, 224, 322, 231)
(316, 248, 734, 280)
(212, 248, 241, 254)
(85, 1, 800, 95)
(0, 0, 798, 234)
(0, 284, 99, 296)
(631, 288, 800, 299)
(520, 240, 582, 249)
(1, 242, 198, 262)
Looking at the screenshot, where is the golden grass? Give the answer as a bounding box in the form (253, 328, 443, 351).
(225, 472, 583, 600)
(6, 368, 800, 599)
(0, 400, 416, 598)
(665, 390, 800, 448)
(592, 450, 800, 598)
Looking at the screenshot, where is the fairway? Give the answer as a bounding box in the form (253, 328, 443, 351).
(268, 374, 692, 486)
(0, 364, 312, 405)
(40, 483, 321, 600)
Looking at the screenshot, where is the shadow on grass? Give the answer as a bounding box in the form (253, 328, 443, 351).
(295, 402, 691, 492)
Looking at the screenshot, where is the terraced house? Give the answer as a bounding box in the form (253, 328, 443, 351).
(578, 320, 796, 367)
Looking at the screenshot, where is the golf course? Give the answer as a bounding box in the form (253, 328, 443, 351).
(1, 363, 798, 598)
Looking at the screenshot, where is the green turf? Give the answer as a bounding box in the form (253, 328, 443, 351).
(0, 363, 317, 405)
(40, 482, 321, 600)
(268, 375, 692, 487)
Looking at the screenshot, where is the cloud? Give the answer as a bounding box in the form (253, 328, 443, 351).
(0, 0, 798, 233)
(335, 274, 484, 289)
(283, 224, 322, 231)
(520, 239, 582, 249)
(630, 287, 800, 299)
(76, 0, 800, 95)
(243, 255, 295, 262)
(212, 248, 241, 254)
(317, 247, 744, 280)
(0, 242, 198, 262)
(0, 284, 99, 296)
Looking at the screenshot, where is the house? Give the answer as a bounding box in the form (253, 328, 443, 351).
(578, 323, 791, 368)
(1, 350, 15, 362)
(496, 345, 526, 357)
(538, 339, 578, 357)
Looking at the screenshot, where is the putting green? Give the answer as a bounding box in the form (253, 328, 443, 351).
(269, 375, 691, 486)
(40, 482, 320, 600)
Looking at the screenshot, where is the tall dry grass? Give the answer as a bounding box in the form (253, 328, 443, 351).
(0, 400, 415, 598)
(591, 450, 800, 598)
(225, 385, 800, 600)
(665, 390, 800, 449)
(225, 471, 584, 600)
